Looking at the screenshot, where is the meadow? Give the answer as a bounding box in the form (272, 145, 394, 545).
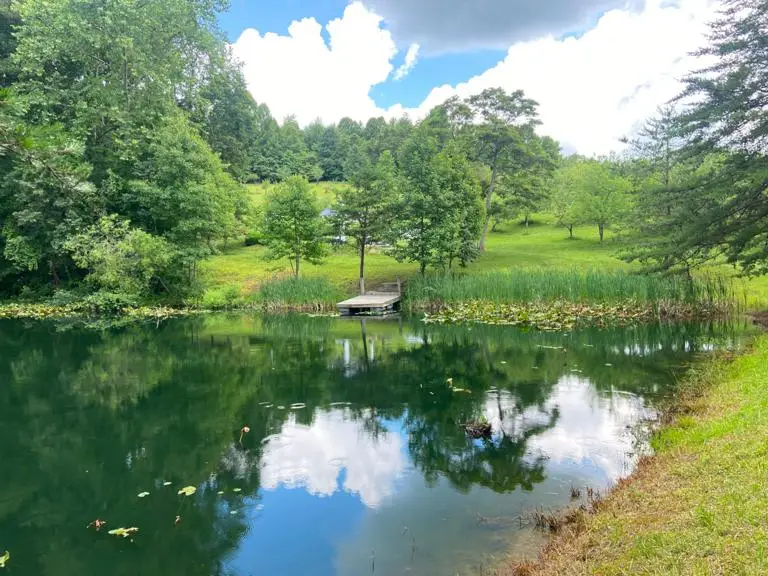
(202, 183, 768, 310)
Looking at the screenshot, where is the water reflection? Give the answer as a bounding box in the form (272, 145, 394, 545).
(261, 409, 406, 508)
(0, 315, 748, 575)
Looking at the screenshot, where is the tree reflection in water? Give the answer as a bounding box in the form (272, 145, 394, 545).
(0, 315, 745, 575)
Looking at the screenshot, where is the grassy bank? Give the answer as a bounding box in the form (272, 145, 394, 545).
(497, 334, 768, 575)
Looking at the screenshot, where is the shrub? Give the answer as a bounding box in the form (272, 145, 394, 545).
(201, 285, 242, 309)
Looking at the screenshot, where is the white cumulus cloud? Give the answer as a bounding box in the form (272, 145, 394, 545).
(260, 409, 406, 508)
(393, 43, 420, 80)
(232, 0, 718, 155)
(405, 0, 718, 155)
(231, 2, 397, 126)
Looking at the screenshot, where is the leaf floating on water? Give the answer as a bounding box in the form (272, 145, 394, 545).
(229, 510, 237, 515)
(87, 519, 107, 531)
(0, 550, 9, 568)
(108, 527, 139, 538)
(175, 516, 182, 526)
(277, 405, 285, 410)
(451, 388, 472, 394)
(290, 403, 306, 410)
(446, 378, 453, 386)
(163, 481, 172, 486)
(232, 488, 242, 493)
(217, 491, 225, 495)
(605, 363, 613, 367)
(137, 492, 150, 498)
(178, 486, 197, 496)
(500, 361, 507, 364)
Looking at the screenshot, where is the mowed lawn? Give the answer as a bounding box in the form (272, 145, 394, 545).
(203, 216, 630, 294)
(203, 183, 768, 307)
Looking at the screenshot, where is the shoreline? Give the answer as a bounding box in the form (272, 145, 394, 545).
(490, 332, 768, 575)
(0, 299, 732, 330)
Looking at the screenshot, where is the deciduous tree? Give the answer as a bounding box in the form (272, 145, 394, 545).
(263, 176, 327, 277)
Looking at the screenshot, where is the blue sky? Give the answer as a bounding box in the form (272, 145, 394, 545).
(223, 0, 717, 155)
(218, 0, 507, 109)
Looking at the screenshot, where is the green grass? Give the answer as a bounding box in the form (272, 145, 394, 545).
(246, 181, 346, 209)
(503, 335, 768, 575)
(405, 269, 734, 309)
(205, 184, 768, 309)
(204, 211, 630, 295)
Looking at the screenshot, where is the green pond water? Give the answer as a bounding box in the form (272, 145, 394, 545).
(0, 315, 749, 575)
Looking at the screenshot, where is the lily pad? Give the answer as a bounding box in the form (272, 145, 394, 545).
(0, 550, 9, 568)
(137, 492, 150, 498)
(108, 527, 139, 538)
(178, 486, 197, 496)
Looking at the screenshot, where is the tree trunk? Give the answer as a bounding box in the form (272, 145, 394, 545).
(568, 224, 573, 239)
(295, 253, 301, 277)
(420, 261, 427, 277)
(359, 242, 366, 295)
(524, 214, 529, 228)
(479, 165, 498, 252)
(598, 224, 604, 242)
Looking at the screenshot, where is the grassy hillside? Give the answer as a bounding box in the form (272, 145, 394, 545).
(204, 183, 768, 308)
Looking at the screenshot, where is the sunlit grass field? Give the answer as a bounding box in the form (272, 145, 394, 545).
(203, 183, 768, 309)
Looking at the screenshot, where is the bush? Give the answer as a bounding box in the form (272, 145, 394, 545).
(47, 289, 82, 306)
(83, 291, 139, 314)
(201, 285, 242, 309)
(244, 232, 264, 247)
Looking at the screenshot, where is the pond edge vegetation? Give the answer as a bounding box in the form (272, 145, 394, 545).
(0, 269, 740, 331)
(490, 332, 768, 576)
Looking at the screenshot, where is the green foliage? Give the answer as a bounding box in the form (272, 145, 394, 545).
(569, 158, 631, 241)
(0, 0, 248, 300)
(65, 215, 174, 298)
(432, 142, 485, 269)
(200, 285, 242, 309)
(624, 0, 768, 276)
(262, 176, 328, 276)
(332, 144, 397, 292)
(464, 88, 544, 250)
(550, 160, 583, 237)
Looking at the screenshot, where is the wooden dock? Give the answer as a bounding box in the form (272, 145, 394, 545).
(336, 293, 401, 316)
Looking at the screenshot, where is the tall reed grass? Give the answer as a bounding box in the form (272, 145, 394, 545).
(404, 269, 735, 312)
(255, 276, 342, 311)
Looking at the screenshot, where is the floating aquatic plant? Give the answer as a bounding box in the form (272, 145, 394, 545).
(137, 492, 150, 498)
(108, 527, 139, 538)
(178, 486, 197, 496)
(0, 550, 9, 568)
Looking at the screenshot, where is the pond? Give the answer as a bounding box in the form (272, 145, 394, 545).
(0, 315, 749, 575)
